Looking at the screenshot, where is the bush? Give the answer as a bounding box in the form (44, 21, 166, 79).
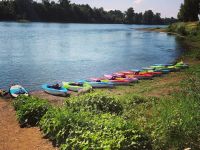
(65, 92, 123, 115)
(40, 107, 152, 149)
(13, 96, 50, 127)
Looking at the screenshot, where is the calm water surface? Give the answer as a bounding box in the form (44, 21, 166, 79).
(0, 22, 184, 90)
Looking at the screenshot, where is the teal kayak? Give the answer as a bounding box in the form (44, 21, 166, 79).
(77, 80, 114, 88)
(42, 84, 68, 96)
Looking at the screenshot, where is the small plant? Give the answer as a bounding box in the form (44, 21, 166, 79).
(13, 96, 50, 127)
(65, 92, 123, 115)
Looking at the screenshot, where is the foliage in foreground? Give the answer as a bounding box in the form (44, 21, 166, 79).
(13, 96, 50, 127)
(65, 92, 123, 115)
(40, 107, 151, 150)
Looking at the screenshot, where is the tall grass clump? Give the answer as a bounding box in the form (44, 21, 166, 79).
(150, 75, 200, 149)
(13, 96, 50, 127)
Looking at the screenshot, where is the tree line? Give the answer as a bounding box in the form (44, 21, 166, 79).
(0, 0, 176, 24)
(178, 0, 200, 21)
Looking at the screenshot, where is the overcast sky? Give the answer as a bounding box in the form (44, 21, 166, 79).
(39, 0, 184, 18)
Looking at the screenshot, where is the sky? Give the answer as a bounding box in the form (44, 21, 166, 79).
(42, 0, 184, 18)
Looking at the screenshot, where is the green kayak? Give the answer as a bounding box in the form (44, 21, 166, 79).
(62, 82, 92, 93)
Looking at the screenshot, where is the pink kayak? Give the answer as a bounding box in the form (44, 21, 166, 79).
(104, 74, 138, 83)
(90, 77, 132, 85)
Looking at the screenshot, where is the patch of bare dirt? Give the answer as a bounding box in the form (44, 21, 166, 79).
(0, 99, 57, 150)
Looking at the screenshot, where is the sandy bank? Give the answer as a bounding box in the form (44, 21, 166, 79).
(0, 99, 56, 150)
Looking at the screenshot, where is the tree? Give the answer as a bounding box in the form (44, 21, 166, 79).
(0, 0, 175, 24)
(153, 13, 162, 24)
(125, 7, 134, 24)
(178, 0, 199, 21)
(143, 10, 154, 24)
(59, 0, 70, 8)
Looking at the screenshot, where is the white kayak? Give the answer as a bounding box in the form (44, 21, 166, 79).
(9, 85, 29, 98)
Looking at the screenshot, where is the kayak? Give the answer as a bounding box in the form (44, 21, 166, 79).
(9, 85, 29, 98)
(174, 61, 189, 69)
(62, 82, 92, 92)
(101, 79, 131, 85)
(104, 74, 138, 83)
(151, 64, 180, 72)
(139, 69, 162, 77)
(150, 65, 178, 72)
(167, 65, 180, 72)
(77, 80, 114, 88)
(42, 84, 68, 96)
(119, 71, 153, 80)
(142, 67, 170, 74)
(90, 78, 132, 85)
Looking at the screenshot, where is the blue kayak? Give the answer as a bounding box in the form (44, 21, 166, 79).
(42, 84, 68, 96)
(77, 80, 114, 88)
(9, 85, 29, 98)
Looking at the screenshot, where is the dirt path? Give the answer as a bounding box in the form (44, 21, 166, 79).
(0, 99, 56, 150)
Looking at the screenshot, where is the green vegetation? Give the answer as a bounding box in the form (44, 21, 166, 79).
(167, 22, 200, 61)
(65, 92, 123, 115)
(178, 0, 200, 22)
(0, 0, 176, 24)
(168, 22, 200, 36)
(13, 96, 50, 127)
(40, 108, 151, 149)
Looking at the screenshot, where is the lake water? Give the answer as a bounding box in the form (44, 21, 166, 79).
(0, 22, 184, 91)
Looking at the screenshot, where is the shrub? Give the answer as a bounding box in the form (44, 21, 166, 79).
(13, 96, 50, 127)
(65, 92, 123, 115)
(40, 107, 152, 149)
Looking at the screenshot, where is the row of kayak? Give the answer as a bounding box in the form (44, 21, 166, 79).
(41, 61, 189, 97)
(5, 61, 188, 98)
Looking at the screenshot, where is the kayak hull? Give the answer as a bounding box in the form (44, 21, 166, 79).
(78, 80, 114, 88)
(104, 74, 139, 83)
(9, 85, 29, 98)
(42, 84, 68, 96)
(62, 82, 92, 92)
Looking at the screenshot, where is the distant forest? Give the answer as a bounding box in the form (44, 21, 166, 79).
(0, 0, 177, 24)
